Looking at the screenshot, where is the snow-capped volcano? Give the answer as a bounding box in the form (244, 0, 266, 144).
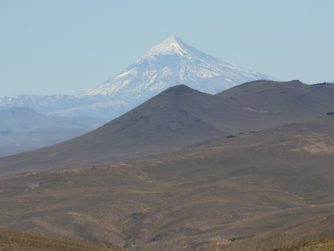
(85, 36, 270, 97)
(0, 36, 271, 119)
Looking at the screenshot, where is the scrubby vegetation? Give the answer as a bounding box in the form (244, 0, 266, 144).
(281, 239, 334, 251)
(0, 228, 124, 251)
(1, 226, 333, 251)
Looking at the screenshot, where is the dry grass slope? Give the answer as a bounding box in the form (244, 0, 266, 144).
(284, 239, 334, 251)
(0, 228, 125, 251)
(1, 115, 334, 250)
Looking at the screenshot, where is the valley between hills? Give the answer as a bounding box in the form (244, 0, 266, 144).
(1, 81, 334, 250)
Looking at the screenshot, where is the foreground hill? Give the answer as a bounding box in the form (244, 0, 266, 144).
(1, 114, 334, 250)
(0, 228, 124, 251)
(0, 85, 223, 175)
(0, 107, 105, 157)
(218, 80, 334, 121)
(1, 81, 334, 175)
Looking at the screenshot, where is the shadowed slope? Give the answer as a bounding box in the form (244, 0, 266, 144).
(2, 81, 334, 175)
(218, 80, 334, 120)
(0, 85, 224, 175)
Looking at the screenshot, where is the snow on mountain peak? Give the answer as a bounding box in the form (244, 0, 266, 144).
(0, 36, 273, 119)
(143, 35, 189, 58)
(85, 35, 272, 100)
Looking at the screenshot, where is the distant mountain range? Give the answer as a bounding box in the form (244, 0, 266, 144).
(1, 80, 334, 175)
(0, 107, 105, 157)
(0, 36, 271, 119)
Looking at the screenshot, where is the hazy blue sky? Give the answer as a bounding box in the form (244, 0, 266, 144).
(1, 0, 333, 96)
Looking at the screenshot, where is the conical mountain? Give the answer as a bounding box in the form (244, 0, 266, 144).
(85, 36, 270, 98)
(0, 36, 271, 119)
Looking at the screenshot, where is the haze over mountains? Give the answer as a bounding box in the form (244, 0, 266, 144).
(0, 107, 105, 157)
(0, 36, 271, 119)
